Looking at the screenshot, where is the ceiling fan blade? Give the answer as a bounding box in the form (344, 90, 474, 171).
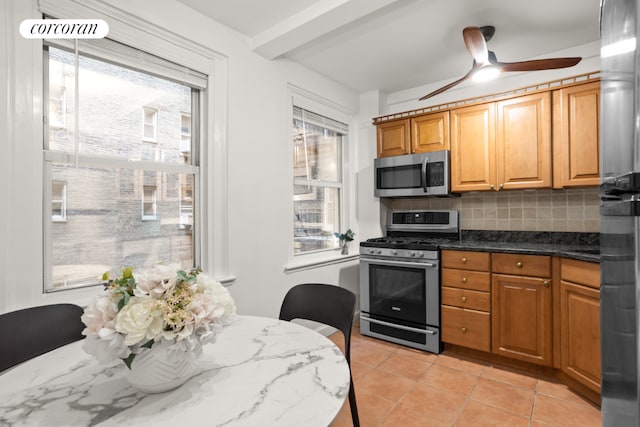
(463, 26, 489, 64)
(497, 57, 582, 72)
(419, 68, 474, 101)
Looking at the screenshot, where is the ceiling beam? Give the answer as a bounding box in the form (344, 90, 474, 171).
(251, 0, 400, 59)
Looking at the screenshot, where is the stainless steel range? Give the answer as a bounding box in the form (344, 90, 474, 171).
(359, 210, 460, 354)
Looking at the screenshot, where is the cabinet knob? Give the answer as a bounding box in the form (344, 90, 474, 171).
(516, 261, 523, 268)
(489, 184, 495, 190)
(461, 296, 467, 303)
(461, 327, 467, 333)
(499, 183, 504, 190)
(461, 276, 467, 283)
(543, 280, 550, 287)
(461, 257, 467, 264)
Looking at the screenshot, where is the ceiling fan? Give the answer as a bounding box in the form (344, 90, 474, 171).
(419, 26, 582, 101)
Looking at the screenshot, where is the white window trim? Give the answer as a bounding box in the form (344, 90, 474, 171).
(142, 185, 158, 220)
(51, 180, 67, 222)
(0, 0, 234, 311)
(286, 84, 357, 272)
(142, 107, 158, 143)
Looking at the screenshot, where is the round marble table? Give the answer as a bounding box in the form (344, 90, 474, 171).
(0, 315, 350, 426)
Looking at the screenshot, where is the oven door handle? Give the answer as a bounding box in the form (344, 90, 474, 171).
(361, 314, 436, 335)
(360, 258, 437, 269)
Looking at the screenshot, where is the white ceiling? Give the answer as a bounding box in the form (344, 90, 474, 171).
(176, 0, 601, 94)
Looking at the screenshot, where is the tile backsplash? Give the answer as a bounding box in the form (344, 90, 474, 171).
(387, 188, 600, 232)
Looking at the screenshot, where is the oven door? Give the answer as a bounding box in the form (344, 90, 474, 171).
(359, 256, 441, 352)
(360, 256, 440, 326)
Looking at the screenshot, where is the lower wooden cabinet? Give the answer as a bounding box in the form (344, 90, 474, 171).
(559, 259, 601, 393)
(440, 250, 600, 401)
(491, 273, 553, 366)
(442, 305, 490, 352)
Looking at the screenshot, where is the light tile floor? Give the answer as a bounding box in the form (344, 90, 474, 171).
(329, 325, 601, 427)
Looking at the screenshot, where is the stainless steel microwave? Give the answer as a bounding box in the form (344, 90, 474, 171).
(374, 150, 454, 197)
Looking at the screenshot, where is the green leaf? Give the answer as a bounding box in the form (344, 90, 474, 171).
(122, 353, 135, 370)
(141, 339, 154, 349)
(117, 297, 125, 311)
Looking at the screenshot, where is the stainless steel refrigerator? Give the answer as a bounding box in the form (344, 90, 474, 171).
(600, 0, 640, 425)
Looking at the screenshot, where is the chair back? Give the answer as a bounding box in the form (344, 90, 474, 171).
(279, 283, 356, 359)
(0, 303, 85, 372)
(279, 283, 360, 426)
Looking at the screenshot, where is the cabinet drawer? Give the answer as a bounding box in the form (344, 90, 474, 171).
(441, 268, 491, 292)
(561, 258, 600, 289)
(492, 253, 551, 277)
(442, 286, 490, 311)
(442, 250, 490, 271)
(442, 305, 491, 352)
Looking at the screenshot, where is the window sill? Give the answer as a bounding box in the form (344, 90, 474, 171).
(284, 253, 359, 274)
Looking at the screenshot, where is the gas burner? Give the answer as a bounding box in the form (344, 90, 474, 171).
(361, 236, 454, 251)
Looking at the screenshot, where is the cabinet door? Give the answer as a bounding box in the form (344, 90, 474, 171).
(492, 274, 552, 366)
(496, 92, 552, 190)
(560, 280, 601, 393)
(411, 111, 450, 153)
(450, 103, 496, 192)
(376, 119, 410, 157)
(553, 81, 600, 188)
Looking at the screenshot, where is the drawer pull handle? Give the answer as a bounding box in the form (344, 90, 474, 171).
(543, 280, 550, 287)
(461, 327, 467, 333)
(461, 276, 467, 283)
(516, 261, 523, 268)
(461, 257, 468, 264)
(489, 184, 495, 190)
(461, 296, 467, 303)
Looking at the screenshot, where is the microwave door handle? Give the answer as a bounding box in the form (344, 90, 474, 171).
(421, 156, 429, 194)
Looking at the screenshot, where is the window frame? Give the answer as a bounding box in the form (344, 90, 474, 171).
(142, 185, 158, 220)
(26, 0, 236, 300)
(286, 84, 356, 272)
(142, 107, 158, 143)
(51, 180, 67, 222)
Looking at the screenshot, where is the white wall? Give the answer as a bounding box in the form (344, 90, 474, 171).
(0, 0, 361, 321)
(0, 0, 601, 322)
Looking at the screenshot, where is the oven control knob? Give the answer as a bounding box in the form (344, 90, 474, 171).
(409, 251, 415, 257)
(416, 252, 424, 258)
(376, 249, 382, 254)
(391, 250, 398, 255)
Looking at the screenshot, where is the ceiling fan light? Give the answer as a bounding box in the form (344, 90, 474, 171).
(473, 66, 500, 82)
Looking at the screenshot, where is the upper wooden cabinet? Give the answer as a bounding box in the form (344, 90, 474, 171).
(450, 103, 496, 192)
(450, 92, 551, 192)
(377, 119, 410, 157)
(553, 81, 601, 188)
(377, 112, 450, 157)
(497, 93, 552, 190)
(411, 111, 450, 153)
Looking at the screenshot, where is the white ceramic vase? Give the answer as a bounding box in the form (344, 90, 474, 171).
(125, 344, 199, 393)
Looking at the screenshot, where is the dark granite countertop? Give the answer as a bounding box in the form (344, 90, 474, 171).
(441, 231, 600, 263)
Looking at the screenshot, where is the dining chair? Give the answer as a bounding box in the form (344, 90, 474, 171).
(0, 303, 85, 372)
(279, 283, 360, 427)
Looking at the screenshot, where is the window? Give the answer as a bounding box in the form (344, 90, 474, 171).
(143, 108, 158, 142)
(44, 40, 203, 291)
(51, 181, 66, 221)
(142, 185, 157, 220)
(49, 84, 66, 129)
(180, 113, 191, 156)
(292, 106, 346, 254)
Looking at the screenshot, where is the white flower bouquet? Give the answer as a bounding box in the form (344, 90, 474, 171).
(81, 265, 236, 368)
